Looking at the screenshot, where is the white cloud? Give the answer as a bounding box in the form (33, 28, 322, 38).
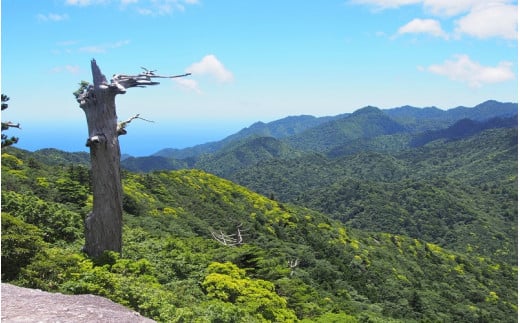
(426, 54, 515, 87)
(350, 0, 421, 10)
(397, 18, 448, 38)
(65, 0, 109, 6)
(51, 65, 81, 74)
(67, 0, 199, 15)
(186, 55, 233, 83)
(422, 0, 491, 16)
(174, 78, 202, 94)
(352, 0, 514, 16)
(37, 13, 69, 22)
(353, 0, 518, 40)
(79, 40, 130, 53)
(175, 54, 233, 93)
(57, 40, 80, 46)
(455, 2, 518, 39)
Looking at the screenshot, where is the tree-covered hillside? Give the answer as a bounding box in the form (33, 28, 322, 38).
(384, 100, 517, 132)
(2, 147, 517, 322)
(152, 114, 344, 160)
(285, 106, 407, 153)
(230, 128, 518, 265)
(196, 136, 303, 177)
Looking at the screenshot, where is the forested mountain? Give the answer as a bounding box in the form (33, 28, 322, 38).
(328, 115, 517, 157)
(122, 155, 193, 173)
(1, 146, 517, 322)
(27, 148, 90, 166)
(284, 106, 407, 152)
(230, 128, 518, 265)
(384, 100, 517, 132)
(220, 114, 346, 141)
(153, 114, 344, 160)
(409, 116, 517, 147)
(195, 136, 303, 177)
(122, 100, 517, 172)
(2, 100, 517, 321)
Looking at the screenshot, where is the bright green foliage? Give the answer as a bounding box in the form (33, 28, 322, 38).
(301, 312, 358, 323)
(54, 177, 89, 206)
(1, 191, 82, 242)
(1, 145, 517, 322)
(232, 128, 518, 265)
(1, 213, 46, 280)
(203, 261, 298, 322)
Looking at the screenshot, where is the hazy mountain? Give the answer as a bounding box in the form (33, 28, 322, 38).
(153, 114, 343, 160)
(153, 100, 517, 161)
(32, 148, 90, 166)
(328, 114, 517, 158)
(120, 101, 517, 173)
(410, 115, 518, 147)
(224, 114, 344, 140)
(121, 155, 192, 173)
(385, 100, 517, 132)
(284, 106, 407, 152)
(195, 136, 303, 177)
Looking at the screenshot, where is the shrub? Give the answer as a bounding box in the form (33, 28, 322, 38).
(1, 213, 45, 280)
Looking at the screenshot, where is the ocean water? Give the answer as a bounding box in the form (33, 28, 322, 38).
(12, 120, 250, 157)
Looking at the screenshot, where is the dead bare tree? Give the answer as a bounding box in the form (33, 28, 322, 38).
(74, 59, 189, 258)
(211, 224, 246, 247)
(287, 258, 299, 277)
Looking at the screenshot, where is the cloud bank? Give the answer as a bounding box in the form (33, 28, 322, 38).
(354, 0, 517, 40)
(454, 2, 518, 40)
(424, 54, 515, 87)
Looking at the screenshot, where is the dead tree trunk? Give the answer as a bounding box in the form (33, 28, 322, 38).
(76, 60, 124, 258)
(73, 59, 189, 258)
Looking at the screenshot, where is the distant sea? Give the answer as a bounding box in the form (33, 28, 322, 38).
(13, 120, 252, 157)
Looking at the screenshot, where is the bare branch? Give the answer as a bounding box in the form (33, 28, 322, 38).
(211, 224, 245, 247)
(1, 122, 21, 130)
(110, 69, 190, 93)
(117, 114, 155, 136)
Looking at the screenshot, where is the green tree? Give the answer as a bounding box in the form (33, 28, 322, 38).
(1, 94, 21, 148)
(54, 177, 89, 207)
(202, 261, 298, 322)
(1, 213, 46, 280)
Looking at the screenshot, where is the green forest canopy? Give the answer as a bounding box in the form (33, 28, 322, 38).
(1, 140, 517, 322)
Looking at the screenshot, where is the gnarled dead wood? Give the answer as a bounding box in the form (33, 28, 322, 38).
(73, 59, 189, 258)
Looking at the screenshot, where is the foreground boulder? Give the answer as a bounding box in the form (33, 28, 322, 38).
(1, 283, 155, 322)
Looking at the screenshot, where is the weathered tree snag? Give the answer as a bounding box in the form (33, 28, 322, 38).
(74, 59, 189, 258)
(76, 60, 124, 258)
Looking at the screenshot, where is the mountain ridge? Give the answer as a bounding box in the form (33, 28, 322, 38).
(120, 100, 517, 173)
(151, 100, 517, 160)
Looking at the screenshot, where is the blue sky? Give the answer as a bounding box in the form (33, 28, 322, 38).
(1, 0, 518, 155)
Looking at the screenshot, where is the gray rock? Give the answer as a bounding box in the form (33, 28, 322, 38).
(1, 283, 156, 322)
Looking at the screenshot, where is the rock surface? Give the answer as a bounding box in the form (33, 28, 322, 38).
(1, 283, 156, 322)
